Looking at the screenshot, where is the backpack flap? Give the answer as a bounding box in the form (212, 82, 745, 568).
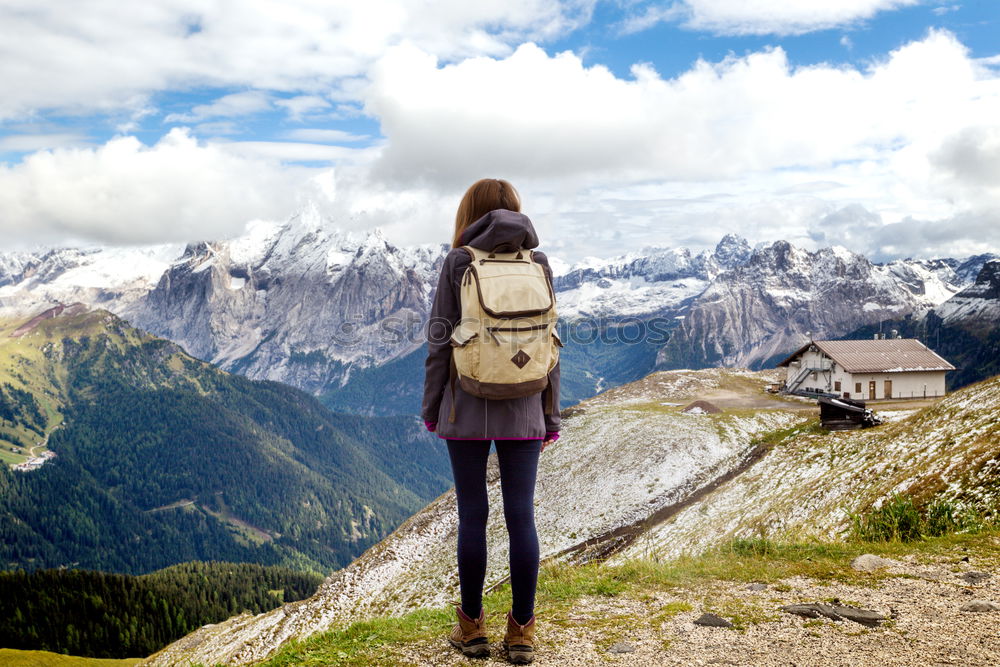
(465, 249, 553, 318)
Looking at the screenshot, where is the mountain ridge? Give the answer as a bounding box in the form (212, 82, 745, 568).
(1, 212, 995, 414)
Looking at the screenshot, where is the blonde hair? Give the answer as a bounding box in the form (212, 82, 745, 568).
(453, 178, 521, 247)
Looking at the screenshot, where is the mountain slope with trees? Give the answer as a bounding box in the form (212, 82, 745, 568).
(0, 308, 450, 575)
(0, 562, 322, 659)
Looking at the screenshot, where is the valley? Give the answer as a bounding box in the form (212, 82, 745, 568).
(0, 308, 451, 575)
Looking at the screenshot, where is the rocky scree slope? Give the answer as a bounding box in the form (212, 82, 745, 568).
(145, 369, 999, 666)
(366, 538, 1000, 667)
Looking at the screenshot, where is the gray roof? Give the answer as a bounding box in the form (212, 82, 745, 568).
(777, 338, 956, 373)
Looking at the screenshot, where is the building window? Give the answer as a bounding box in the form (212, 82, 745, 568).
(855, 382, 862, 394)
(835, 381, 841, 391)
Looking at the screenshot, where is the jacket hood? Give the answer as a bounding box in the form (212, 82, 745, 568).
(459, 209, 539, 251)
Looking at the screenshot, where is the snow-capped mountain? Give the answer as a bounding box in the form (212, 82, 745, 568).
(552, 234, 751, 319)
(655, 240, 988, 370)
(0, 244, 183, 316)
(0, 210, 994, 404)
(934, 259, 1000, 328)
(841, 259, 1000, 390)
(124, 206, 447, 393)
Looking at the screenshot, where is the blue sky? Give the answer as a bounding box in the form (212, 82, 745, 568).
(1, 1, 999, 262)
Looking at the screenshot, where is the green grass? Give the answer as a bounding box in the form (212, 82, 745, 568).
(0, 649, 141, 666)
(259, 528, 1000, 666)
(850, 494, 995, 543)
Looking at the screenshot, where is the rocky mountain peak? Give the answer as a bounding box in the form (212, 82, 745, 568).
(933, 259, 1000, 327)
(968, 259, 1000, 299)
(713, 233, 751, 268)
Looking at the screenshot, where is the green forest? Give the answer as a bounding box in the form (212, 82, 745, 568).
(0, 561, 322, 658)
(0, 310, 451, 574)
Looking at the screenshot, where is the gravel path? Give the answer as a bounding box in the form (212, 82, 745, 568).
(390, 552, 1000, 666)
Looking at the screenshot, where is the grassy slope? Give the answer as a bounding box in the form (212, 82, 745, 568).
(614, 372, 1000, 563)
(0, 649, 140, 666)
(0, 314, 83, 464)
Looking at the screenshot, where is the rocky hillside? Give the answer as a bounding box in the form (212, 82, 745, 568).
(143, 369, 999, 666)
(122, 210, 444, 394)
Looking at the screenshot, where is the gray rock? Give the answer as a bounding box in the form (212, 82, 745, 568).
(959, 571, 992, 585)
(960, 600, 1000, 613)
(694, 613, 734, 628)
(653, 241, 976, 370)
(782, 603, 887, 627)
(606, 641, 637, 653)
(850, 554, 897, 572)
(747, 582, 768, 591)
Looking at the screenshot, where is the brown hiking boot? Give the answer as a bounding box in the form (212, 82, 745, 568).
(448, 606, 490, 658)
(503, 611, 536, 664)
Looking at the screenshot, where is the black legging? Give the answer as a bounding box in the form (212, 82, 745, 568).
(446, 439, 541, 626)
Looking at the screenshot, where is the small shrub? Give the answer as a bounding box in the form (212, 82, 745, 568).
(851, 494, 992, 542)
(924, 500, 988, 536)
(728, 538, 778, 557)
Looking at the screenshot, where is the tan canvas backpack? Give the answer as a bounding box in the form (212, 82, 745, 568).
(448, 245, 561, 420)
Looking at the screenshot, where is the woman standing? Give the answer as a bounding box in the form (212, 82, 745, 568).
(422, 178, 561, 664)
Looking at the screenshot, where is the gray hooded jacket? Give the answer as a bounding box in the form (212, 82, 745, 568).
(421, 209, 561, 440)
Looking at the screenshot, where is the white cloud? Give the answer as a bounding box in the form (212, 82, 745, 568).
(222, 140, 379, 163)
(368, 31, 995, 186)
(622, 0, 919, 36)
(359, 30, 1000, 260)
(282, 128, 369, 143)
(932, 4, 961, 16)
(0, 0, 592, 120)
(275, 95, 333, 120)
(0, 128, 333, 245)
(0, 133, 91, 152)
(618, 4, 685, 34)
(164, 91, 272, 122)
(4, 13, 999, 263)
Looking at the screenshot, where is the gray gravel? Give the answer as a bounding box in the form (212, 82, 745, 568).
(387, 549, 1000, 667)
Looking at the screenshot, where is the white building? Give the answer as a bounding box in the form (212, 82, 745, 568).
(777, 338, 955, 401)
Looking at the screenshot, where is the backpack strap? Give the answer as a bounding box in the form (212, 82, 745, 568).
(448, 354, 458, 423)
